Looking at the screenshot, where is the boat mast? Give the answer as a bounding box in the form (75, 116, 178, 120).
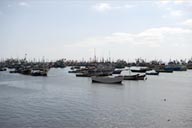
(94, 48, 96, 62)
(108, 51, 111, 62)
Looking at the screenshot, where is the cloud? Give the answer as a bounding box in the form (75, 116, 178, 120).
(157, 0, 192, 7)
(64, 26, 192, 61)
(124, 4, 135, 8)
(169, 10, 183, 16)
(181, 19, 192, 29)
(159, 0, 171, 5)
(157, 0, 191, 18)
(92, 3, 134, 12)
(159, 4, 184, 18)
(18, 2, 29, 7)
(93, 3, 111, 12)
(72, 27, 192, 49)
(159, 0, 188, 5)
(162, 9, 184, 18)
(174, 0, 185, 4)
(182, 19, 192, 27)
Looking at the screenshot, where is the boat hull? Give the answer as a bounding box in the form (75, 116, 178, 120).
(131, 69, 146, 73)
(124, 74, 146, 80)
(91, 76, 123, 84)
(146, 72, 159, 75)
(123, 74, 138, 80)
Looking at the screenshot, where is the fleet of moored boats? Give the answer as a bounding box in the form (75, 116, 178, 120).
(0, 58, 192, 84)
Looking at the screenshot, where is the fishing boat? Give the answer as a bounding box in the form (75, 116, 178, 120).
(123, 74, 138, 80)
(68, 69, 83, 73)
(123, 74, 146, 80)
(146, 70, 159, 75)
(136, 74, 146, 80)
(21, 68, 31, 75)
(156, 69, 173, 73)
(131, 69, 146, 73)
(146, 72, 159, 75)
(0, 68, 6, 71)
(164, 65, 187, 71)
(76, 69, 110, 77)
(122, 67, 146, 80)
(31, 69, 47, 76)
(76, 73, 90, 77)
(130, 67, 150, 73)
(91, 76, 124, 84)
(112, 69, 123, 74)
(187, 65, 192, 69)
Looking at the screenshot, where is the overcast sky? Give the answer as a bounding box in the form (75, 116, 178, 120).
(0, 0, 192, 61)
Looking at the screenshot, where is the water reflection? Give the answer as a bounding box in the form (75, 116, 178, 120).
(0, 69, 192, 128)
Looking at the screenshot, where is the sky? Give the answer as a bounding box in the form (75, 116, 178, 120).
(0, 0, 192, 62)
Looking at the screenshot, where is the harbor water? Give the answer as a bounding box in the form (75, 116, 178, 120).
(0, 68, 192, 128)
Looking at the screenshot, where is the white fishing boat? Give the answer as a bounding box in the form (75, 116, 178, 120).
(91, 76, 124, 84)
(146, 70, 159, 75)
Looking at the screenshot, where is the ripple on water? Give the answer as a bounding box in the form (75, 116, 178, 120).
(0, 69, 192, 128)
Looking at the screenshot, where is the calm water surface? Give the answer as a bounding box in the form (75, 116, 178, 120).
(0, 68, 192, 128)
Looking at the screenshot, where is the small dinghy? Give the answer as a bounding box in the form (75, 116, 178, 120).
(91, 76, 124, 84)
(146, 70, 159, 75)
